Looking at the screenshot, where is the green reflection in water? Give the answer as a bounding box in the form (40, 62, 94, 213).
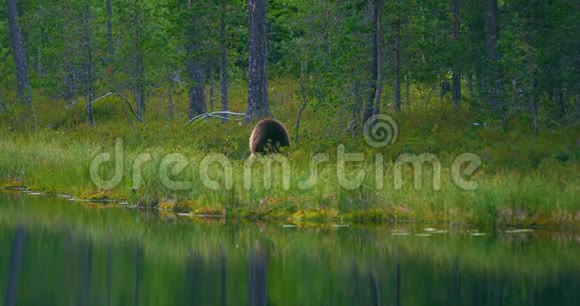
(0, 192, 578, 306)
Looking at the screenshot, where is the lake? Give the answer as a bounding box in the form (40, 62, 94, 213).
(0, 192, 578, 306)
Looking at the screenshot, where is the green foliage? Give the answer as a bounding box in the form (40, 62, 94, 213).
(0, 0, 576, 123)
(0, 0, 577, 225)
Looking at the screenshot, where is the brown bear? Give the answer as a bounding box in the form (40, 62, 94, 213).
(249, 118, 290, 157)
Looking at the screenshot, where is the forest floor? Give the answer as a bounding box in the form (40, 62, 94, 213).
(0, 80, 578, 228)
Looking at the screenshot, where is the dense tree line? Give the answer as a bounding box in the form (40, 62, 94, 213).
(0, 0, 577, 130)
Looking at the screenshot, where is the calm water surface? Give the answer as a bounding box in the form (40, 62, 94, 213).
(0, 192, 578, 306)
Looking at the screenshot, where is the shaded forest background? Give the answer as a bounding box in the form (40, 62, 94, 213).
(0, 0, 578, 133)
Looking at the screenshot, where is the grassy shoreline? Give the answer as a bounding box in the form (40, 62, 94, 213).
(1, 81, 578, 227)
(0, 133, 577, 227)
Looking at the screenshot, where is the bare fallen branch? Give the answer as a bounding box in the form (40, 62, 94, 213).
(89, 92, 143, 122)
(186, 111, 246, 125)
(424, 86, 436, 107)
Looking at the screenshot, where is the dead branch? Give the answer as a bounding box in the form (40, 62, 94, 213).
(89, 92, 143, 122)
(424, 85, 436, 107)
(186, 111, 246, 125)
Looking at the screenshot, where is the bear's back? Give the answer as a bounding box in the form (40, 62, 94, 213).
(249, 119, 290, 156)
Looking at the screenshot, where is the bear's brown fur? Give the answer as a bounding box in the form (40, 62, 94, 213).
(249, 118, 290, 157)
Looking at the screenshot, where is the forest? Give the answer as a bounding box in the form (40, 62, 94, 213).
(0, 0, 578, 225)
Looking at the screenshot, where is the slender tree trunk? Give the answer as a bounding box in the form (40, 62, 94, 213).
(84, 6, 94, 126)
(372, 0, 383, 116)
(394, 6, 402, 112)
(528, 61, 538, 138)
(349, 80, 363, 135)
(209, 67, 215, 110)
(510, 79, 517, 108)
(295, 62, 308, 143)
(63, 1, 75, 102)
(167, 71, 174, 119)
(425, 85, 436, 106)
(451, 0, 461, 111)
(106, 0, 113, 56)
(483, 0, 504, 113)
(133, 0, 145, 118)
(187, 61, 206, 118)
(220, 0, 229, 122)
(405, 71, 411, 107)
(363, 0, 383, 123)
(467, 72, 474, 110)
(7, 0, 32, 105)
(186, 1, 207, 119)
(245, 0, 270, 121)
(323, 0, 331, 57)
(105, 0, 115, 89)
(34, 45, 42, 75)
(557, 89, 566, 119)
(474, 64, 486, 112)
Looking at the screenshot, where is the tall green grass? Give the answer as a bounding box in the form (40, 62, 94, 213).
(0, 79, 578, 226)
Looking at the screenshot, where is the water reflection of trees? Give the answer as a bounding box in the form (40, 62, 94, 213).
(4, 225, 25, 306)
(1, 223, 579, 306)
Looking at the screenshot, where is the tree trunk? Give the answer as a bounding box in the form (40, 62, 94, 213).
(220, 0, 229, 122)
(187, 58, 207, 118)
(34, 45, 42, 75)
(168, 71, 174, 118)
(84, 6, 94, 126)
(349, 80, 363, 135)
(323, 0, 331, 57)
(523, 44, 539, 137)
(105, 0, 115, 90)
(363, 0, 383, 123)
(7, 0, 32, 105)
(209, 67, 215, 110)
(245, 0, 270, 121)
(467, 72, 474, 110)
(394, 6, 402, 112)
(295, 62, 308, 143)
(63, 1, 75, 102)
(451, 0, 461, 111)
(186, 1, 207, 119)
(133, 0, 145, 118)
(106, 0, 113, 56)
(405, 71, 411, 107)
(483, 0, 504, 113)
